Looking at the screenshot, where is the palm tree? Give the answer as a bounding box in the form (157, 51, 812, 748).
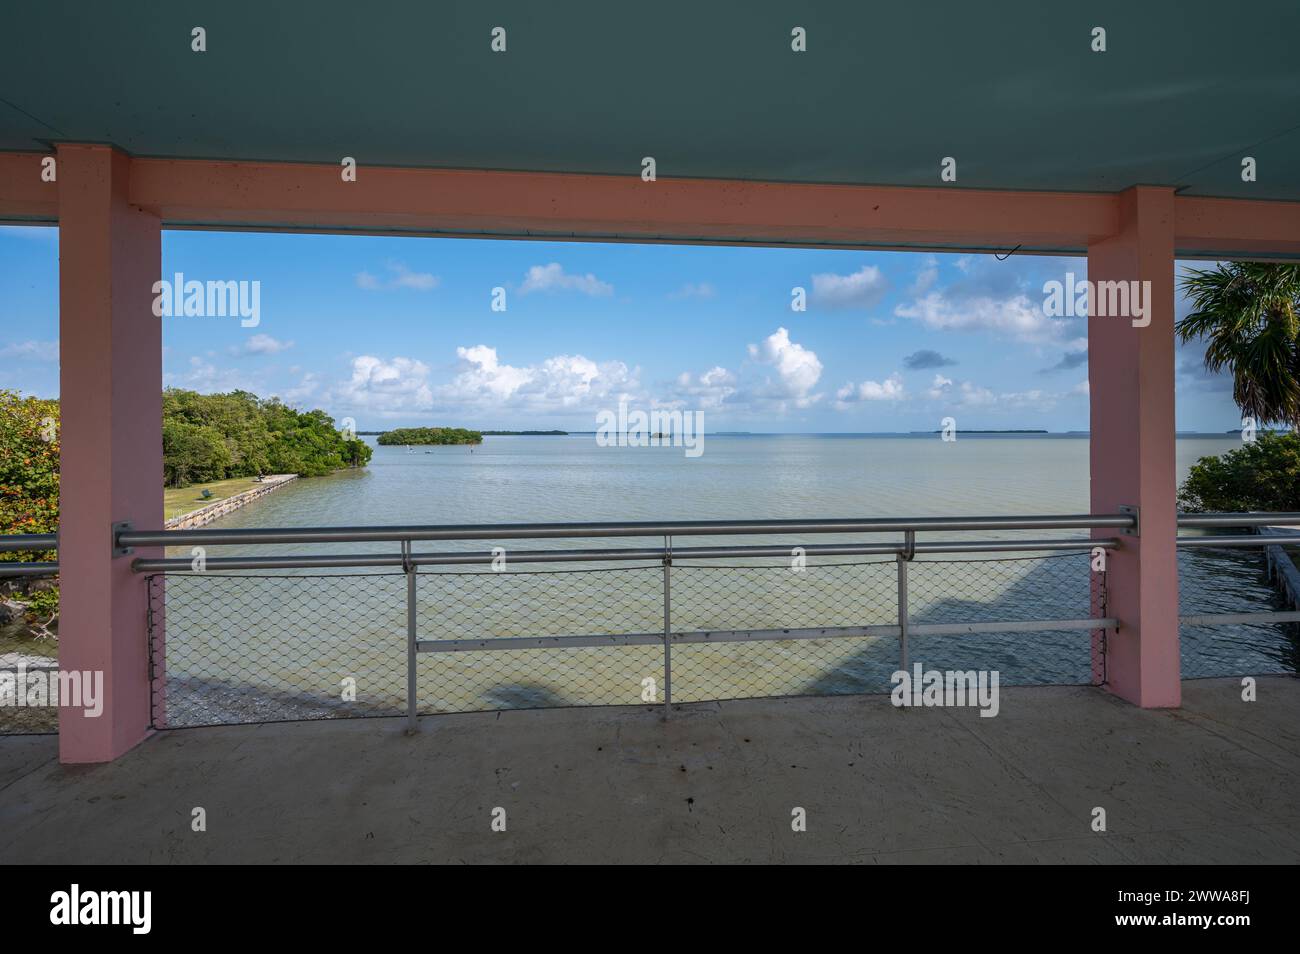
(1176, 263, 1300, 426)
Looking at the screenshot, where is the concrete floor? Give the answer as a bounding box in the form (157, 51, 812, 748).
(3, 677, 1299, 864)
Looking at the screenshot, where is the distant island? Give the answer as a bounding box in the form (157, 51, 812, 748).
(919, 429, 1049, 434)
(376, 427, 483, 446)
(480, 430, 568, 436)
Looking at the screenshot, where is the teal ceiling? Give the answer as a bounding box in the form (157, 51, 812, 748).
(2, 0, 1298, 201)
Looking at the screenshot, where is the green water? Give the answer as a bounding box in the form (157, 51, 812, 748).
(156, 435, 1297, 725)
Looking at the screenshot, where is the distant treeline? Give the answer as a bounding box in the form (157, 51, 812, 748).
(481, 430, 567, 436)
(377, 427, 483, 446)
(163, 389, 372, 488)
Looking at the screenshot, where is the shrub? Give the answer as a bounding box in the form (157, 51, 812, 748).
(1178, 431, 1300, 512)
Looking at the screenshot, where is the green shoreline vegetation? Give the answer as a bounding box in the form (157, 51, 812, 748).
(164, 388, 372, 487)
(376, 427, 483, 446)
(1, 388, 371, 653)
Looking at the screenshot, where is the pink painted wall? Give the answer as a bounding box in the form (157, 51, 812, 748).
(57, 145, 163, 761)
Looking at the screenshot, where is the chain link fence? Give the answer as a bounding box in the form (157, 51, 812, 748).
(1178, 547, 1300, 678)
(146, 552, 1105, 728)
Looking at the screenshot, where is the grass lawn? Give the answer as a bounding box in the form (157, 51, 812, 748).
(164, 476, 264, 520)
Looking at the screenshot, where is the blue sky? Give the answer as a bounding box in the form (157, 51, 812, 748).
(1, 224, 1238, 432)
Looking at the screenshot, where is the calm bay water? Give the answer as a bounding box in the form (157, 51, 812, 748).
(160, 435, 1298, 724)
(201, 433, 1243, 528)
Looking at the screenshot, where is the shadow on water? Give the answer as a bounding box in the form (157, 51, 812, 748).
(480, 683, 570, 710)
(802, 554, 1094, 696)
(1178, 547, 1300, 677)
(802, 549, 1299, 698)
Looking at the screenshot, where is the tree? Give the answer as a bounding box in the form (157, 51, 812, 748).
(1179, 431, 1300, 512)
(162, 419, 232, 487)
(1176, 263, 1300, 427)
(0, 390, 59, 562)
(160, 389, 371, 484)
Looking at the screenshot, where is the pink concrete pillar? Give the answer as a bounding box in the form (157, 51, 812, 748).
(57, 145, 163, 761)
(1088, 186, 1180, 707)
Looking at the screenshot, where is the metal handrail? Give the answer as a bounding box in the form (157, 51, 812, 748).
(9, 510, 1300, 577)
(115, 512, 1134, 549)
(117, 513, 1135, 573)
(0, 533, 57, 552)
(1178, 512, 1300, 527)
(129, 537, 1123, 573)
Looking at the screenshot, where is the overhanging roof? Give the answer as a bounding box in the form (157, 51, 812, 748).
(2, 0, 1299, 201)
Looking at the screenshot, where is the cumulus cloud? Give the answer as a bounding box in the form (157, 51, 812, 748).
(896, 291, 1064, 344)
(165, 356, 260, 393)
(903, 349, 956, 370)
(230, 334, 294, 356)
(747, 327, 823, 408)
(667, 366, 737, 409)
(835, 373, 904, 407)
(926, 373, 1057, 411)
(811, 265, 889, 309)
(894, 254, 1085, 345)
(437, 344, 637, 413)
(356, 262, 439, 291)
(519, 263, 613, 297)
(335, 355, 434, 415)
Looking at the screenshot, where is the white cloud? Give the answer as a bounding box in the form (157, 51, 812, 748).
(811, 265, 889, 309)
(925, 375, 1058, 411)
(436, 344, 637, 413)
(895, 291, 1065, 344)
(335, 355, 434, 415)
(747, 327, 823, 408)
(836, 373, 905, 407)
(911, 256, 939, 295)
(519, 263, 613, 297)
(356, 262, 439, 291)
(230, 334, 294, 356)
(667, 366, 737, 409)
(926, 374, 954, 399)
(0, 340, 58, 361)
(274, 372, 323, 407)
(165, 356, 260, 393)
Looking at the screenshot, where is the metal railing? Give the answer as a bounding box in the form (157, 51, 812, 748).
(0, 532, 57, 576)
(5, 512, 1300, 732)
(118, 513, 1127, 729)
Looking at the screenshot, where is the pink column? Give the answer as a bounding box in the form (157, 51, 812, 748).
(57, 145, 163, 761)
(1088, 186, 1180, 707)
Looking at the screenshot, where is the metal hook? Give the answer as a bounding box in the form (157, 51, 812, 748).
(994, 244, 1022, 262)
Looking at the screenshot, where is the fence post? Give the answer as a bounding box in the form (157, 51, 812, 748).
(897, 530, 914, 673)
(404, 540, 418, 734)
(662, 534, 672, 719)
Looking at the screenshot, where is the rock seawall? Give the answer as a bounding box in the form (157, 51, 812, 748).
(165, 474, 298, 530)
